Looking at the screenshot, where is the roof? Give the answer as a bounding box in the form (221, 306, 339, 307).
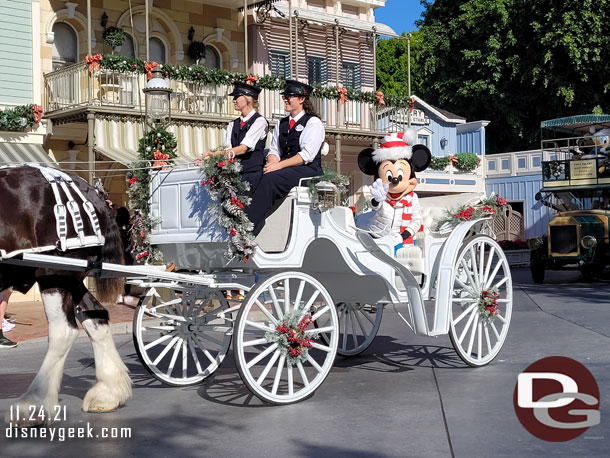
(412, 95, 466, 124)
(274, 4, 398, 37)
(541, 114, 610, 133)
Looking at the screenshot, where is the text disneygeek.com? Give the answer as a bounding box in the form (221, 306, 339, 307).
(5, 423, 132, 441)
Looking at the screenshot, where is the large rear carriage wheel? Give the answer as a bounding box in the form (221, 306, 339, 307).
(133, 285, 232, 386)
(234, 271, 339, 404)
(449, 236, 513, 367)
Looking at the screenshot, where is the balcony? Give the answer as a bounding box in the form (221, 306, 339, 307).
(43, 62, 410, 135)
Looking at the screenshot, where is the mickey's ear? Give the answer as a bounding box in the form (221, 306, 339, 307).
(411, 145, 431, 172)
(358, 148, 377, 175)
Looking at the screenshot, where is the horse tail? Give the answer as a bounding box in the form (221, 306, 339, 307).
(95, 207, 125, 304)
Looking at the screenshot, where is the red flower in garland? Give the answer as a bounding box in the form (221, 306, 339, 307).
(217, 161, 226, 168)
(481, 205, 495, 214)
(136, 251, 149, 259)
(129, 177, 137, 185)
(496, 196, 508, 207)
(230, 227, 237, 236)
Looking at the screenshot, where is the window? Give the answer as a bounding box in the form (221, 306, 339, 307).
(120, 33, 136, 59)
(518, 158, 526, 168)
(269, 50, 290, 78)
(204, 45, 221, 69)
(533, 156, 541, 167)
(417, 134, 429, 147)
(502, 159, 509, 169)
(307, 57, 327, 86)
(149, 37, 166, 63)
(488, 161, 496, 171)
(52, 22, 78, 70)
(342, 63, 360, 89)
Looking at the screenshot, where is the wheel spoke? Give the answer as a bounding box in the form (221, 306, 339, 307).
(455, 276, 475, 295)
(307, 354, 323, 373)
(485, 259, 503, 289)
(350, 310, 359, 348)
(483, 246, 496, 286)
(297, 361, 309, 387)
(191, 328, 224, 347)
(467, 315, 478, 356)
(182, 340, 188, 379)
(293, 280, 306, 312)
(152, 336, 180, 366)
(311, 342, 332, 353)
(342, 308, 349, 350)
(143, 333, 172, 351)
(454, 303, 477, 326)
(271, 354, 286, 395)
(166, 338, 183, 376)
(267, 285, 283, 319)
(187, 338, 204, 374)
(242, 338, 269, 347)
(283, 279, 290, 314)
(469, 246, 480, 289)
(256, 350, 281, 385)
(254, 300, 278, 325)
(287, 363, 294, 396)
(477, 322, 482, 361)
(353, 308, 368, 336)
(461, 258, 479, 290)
(458, 308, 478, 345)
(300, 290, 321, 317)
(490, 321, 501, 339)
(359, 307, 376, 326)
(495, 312, 507, 324)
(246, 342, 278, 369)
(479, 242, 485, 284)
(492, 276, 509, 290)
(148, 325, 176, 331)
(311, 305, 330, 322)
(484, 325, 492, 356)
(244, 319, 274, 333)
(308, 326, 334, 334)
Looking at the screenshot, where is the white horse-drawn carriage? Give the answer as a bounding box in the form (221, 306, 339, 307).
(124, 164, 513, 404)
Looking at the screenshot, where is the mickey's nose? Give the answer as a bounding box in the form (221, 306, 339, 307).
(391, 177, 400, 185)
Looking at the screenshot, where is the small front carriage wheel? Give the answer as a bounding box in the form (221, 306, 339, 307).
(449, 236, 513, 367)
(133, 285, 232, 386)
(234, 271, 339, 404)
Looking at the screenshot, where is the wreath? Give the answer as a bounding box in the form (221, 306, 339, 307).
(264, 310, 319, 366)
(199, 152, 256, 262)
(102, 26, 126, 49)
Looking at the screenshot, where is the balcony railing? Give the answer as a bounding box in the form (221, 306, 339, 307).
(44, 64, 411, 133)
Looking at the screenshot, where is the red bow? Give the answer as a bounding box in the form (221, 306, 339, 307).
(153, 149, 170, 169)
(337, 87, 348, 104)
(32, 104, 43, 123)
(410, 96, 415, 113)
(376, 91, 385, 106)
(85, 54, 102, 73)
(145, 61, 158, 80)
(246, 74, 258, 85)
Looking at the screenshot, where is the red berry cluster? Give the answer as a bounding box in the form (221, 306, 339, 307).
(453, 207, 475, 220)
(481, 289, 500, 316)
(230, 197, 244, 209)
(276, 316, 314, 359)
(496, 196, 507, 207)
(481, 205, 496, 214)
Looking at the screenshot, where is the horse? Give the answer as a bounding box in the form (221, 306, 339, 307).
(0, 165, 132, 426)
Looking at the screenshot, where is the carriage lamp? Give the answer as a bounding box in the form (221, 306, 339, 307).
(144, 68, 172, 128)
(581, 235, 597, 249)
(312, 181, 340, 210)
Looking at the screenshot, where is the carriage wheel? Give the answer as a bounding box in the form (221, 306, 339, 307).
(133, 285, 232, 386)
(234, 271, 339, 404)
(317, 302, 383, 356)
(448, 235, 513, 367)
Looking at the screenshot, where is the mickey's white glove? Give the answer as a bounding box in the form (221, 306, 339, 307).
(370, 178, 389, 203)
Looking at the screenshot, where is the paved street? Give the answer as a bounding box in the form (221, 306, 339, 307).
(1, 267, 609, 457)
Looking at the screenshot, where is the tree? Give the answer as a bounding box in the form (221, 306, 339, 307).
(409, 0, 610, 153)
(376, 31, 424, 97)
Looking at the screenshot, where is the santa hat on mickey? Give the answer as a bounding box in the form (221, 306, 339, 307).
(372, 128, 417, 164)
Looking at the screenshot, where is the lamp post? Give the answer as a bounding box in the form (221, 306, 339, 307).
(143, 68, 172, 129)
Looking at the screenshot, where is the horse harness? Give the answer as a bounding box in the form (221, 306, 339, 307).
(0, 164, 105, 259)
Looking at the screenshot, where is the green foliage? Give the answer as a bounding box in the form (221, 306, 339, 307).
(187, 41, 206, 62)
(102, 26, 126, 48)
(453, 152, 479, 172)
(0, 104, 42, 132)
(429, 155, 451, 170)
(307, 165, 351, 207)
(126, 127, 178, 264)
(393, 0, 610, 152)
(376, 31, 425, 97)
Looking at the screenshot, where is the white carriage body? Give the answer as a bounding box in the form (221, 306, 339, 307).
(149, 165, 488, 337)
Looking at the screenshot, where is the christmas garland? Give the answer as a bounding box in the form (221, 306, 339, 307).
(126, 126, 178, 264)
(433, 195, 507, 232)
(90, 54, 414, 109)
(0, 104, 43, 132)
(264, 310, 319, 366)
(199, 152, 256, 262)
(307, 165, 351, 208)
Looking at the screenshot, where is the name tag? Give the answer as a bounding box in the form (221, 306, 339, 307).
(295, 124, 304, 132)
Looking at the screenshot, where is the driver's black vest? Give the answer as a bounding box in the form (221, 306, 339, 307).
(278, 114, 322, 171)
(230, 112, 267, 174)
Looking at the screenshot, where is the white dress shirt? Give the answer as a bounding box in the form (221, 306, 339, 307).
(223, 110, 269, 151)
(267, 110, 325, 164)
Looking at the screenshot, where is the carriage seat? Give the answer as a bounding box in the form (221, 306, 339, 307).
(255, 187, 305, 252)
(392, 192, 485, 275)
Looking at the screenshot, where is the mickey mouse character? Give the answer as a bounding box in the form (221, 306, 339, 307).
(358, 129, 431, 254)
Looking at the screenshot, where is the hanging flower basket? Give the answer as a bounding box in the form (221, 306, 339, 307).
(103, 26, 126, 49)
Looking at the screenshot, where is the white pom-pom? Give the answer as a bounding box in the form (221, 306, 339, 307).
(320, 142, 330, 156)
(404, 128, 417, 146)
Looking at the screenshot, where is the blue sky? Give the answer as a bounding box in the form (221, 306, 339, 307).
(375, 0, 426, 35)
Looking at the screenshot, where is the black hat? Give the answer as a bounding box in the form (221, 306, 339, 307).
(228, 81, 262, 99)
(281, 79, 314, 98)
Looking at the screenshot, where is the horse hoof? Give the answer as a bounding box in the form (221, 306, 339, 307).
(82, 382, 126, 413)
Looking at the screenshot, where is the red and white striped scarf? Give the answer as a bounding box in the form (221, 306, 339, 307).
(388, 192, 424, 245)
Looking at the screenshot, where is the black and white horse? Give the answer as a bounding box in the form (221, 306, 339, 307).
(0, 166, 131, 426)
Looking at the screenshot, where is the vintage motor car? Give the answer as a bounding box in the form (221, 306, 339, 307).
(529, 114, 610, 283)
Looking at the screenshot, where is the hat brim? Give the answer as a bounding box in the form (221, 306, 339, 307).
(372, 146, 413, 163)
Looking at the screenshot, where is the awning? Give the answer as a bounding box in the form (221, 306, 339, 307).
(275, 5, 399, 38)
(0, 142, 57, 166)
(94, 118, 225, 165)
(541, 114, 610, 133)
